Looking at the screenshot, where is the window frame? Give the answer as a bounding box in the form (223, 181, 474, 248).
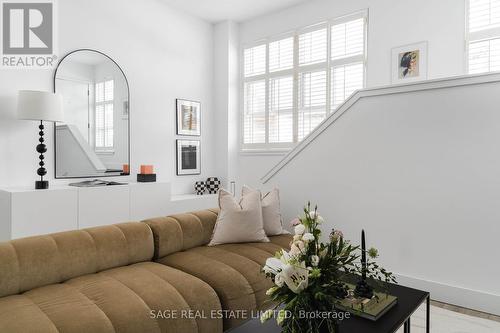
(240, 10, 368, 153)
(465, 0, 500, 73)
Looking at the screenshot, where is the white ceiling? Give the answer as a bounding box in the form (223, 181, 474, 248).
(67, 51, 108, 66)
(162, 0, 311, 23)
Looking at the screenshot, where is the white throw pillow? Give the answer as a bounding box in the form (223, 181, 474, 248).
(242, 186, 289, 236)
(208, 188, 269, 246)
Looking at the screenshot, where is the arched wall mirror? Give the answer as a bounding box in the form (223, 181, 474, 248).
(54, 49, 130, 178)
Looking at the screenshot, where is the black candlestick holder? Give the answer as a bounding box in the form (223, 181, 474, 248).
(354, 229, 374, 299)
(35, 121, 48, 190)
(354, 279, 374, 299)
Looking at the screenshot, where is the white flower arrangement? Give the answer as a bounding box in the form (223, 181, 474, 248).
(261, 202, 395, 333)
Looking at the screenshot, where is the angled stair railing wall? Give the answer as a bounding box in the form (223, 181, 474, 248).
(262, 72, 500, 183)
(258, 72, 500, 316)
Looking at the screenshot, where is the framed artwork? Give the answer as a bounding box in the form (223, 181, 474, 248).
(176, 99, 201, 136)
(391, 42, 428, 83)
(176, 140, 201, 175)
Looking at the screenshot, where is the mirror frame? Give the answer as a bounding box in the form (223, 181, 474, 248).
(53, 49, 131, 179)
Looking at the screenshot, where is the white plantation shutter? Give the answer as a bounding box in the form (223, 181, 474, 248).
(296, 26, 328, 141)
(95, 104, 104, 147)
(242, 11, 367, 149)
(299, 28, 327, 66)
(469, 0, 500, 32)
(105, 80, 114, 101)
(469, 38, 500, 73)
(332, 63, 364, 109)
(244, 44, 266, 77)
(468, 0, 500, 73)
(269, 37, 294, 72)
(331, 18, 365, 60)
(95, 80, 114, 149)
(298, 70, 327, 140)
(269, 76, 294, 143)
(244, 80, 266, 144)
(330, 15, 366, 110)
(105, 104, 114, 147)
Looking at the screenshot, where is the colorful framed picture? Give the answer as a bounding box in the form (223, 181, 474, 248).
(391, 42, 428, 83)
(176, 99, 201, 136)
(176, 140, 201, 175)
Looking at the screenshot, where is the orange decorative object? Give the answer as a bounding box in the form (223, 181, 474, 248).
(123, 164, 130, 174)
(140, 165, 154, 175)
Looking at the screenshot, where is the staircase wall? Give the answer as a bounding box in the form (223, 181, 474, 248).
(264, 76, 500, 315)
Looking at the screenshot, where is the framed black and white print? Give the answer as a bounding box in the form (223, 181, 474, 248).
(176, 140, 201, 175)
(176, 99, 201, 136)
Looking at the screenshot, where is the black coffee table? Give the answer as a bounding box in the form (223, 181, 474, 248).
(228, 283, 430, 333)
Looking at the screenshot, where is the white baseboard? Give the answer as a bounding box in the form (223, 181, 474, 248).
(395, 273, 500, 316)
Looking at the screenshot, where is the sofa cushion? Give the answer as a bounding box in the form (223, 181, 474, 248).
(242, 186, 288, 236)
(0, 222, 154, 298)
(157, 234, 293, 330)
(208, 189, 269, 246)
(0, 262, 222, 333)
(159, 249, 262, 330)
(144, 209, 219, 259)
(215, 235, 292, 266)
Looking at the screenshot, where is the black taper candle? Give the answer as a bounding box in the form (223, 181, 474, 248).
(361, 229, 367, 280)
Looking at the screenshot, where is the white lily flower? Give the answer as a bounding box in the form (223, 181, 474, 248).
(294, 224, 306, 235)
(281, 262, 309, 293)
(264, 257, 283, 275)
(281, 250, 292, 263)
(275, 273, 285, 287)
(311, 255, 319, 267)
(317, 215, 324, 224)
(302, 233, 314, 242)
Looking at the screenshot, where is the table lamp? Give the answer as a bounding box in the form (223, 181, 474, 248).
(17, 91, 64, 190)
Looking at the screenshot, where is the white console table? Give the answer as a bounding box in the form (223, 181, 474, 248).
(0, 182, 217, 241)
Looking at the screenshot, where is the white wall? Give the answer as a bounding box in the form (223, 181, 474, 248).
(213, 21, 240, 190)
(266, 76, 500, 315)
(0, 0, 215, 195)
(236, 0, 467, 190)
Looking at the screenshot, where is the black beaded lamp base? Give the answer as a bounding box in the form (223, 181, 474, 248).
(35, 180, 49, 190)
(35, 121, 49, 190)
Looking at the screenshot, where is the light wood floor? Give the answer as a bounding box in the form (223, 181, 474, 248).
(394, 300, 500, 333)
(431, 300, 500, 323)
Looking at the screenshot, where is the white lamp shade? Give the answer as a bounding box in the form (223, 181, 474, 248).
(17, 90, 64, 122)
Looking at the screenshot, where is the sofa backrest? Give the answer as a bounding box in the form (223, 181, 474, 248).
(143, 209, 219, 259)
(0, 222, 153, 298)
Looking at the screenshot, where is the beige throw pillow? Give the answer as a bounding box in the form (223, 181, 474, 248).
(242, 186, 289, 236)
(208, 188, 269, 246)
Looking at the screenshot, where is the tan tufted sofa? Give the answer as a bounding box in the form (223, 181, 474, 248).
(0, 209, 292, 333)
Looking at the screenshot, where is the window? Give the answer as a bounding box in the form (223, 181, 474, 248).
(95, 79, 114, 150)
(467, 0, 500, 73)
(242, 11, 367, 150)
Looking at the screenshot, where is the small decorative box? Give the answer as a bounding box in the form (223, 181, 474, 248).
(137, 174, 156, 182)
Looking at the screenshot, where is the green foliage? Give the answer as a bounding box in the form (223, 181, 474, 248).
(262, 203, 396, 333)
